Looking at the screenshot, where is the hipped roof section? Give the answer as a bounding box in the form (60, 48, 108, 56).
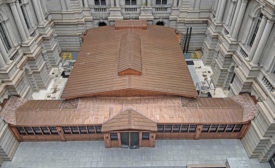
(61, 20, 198, 99)
(0, 94, 256, 126)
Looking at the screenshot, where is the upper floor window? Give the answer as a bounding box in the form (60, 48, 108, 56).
(19, 0, 31, 29)
(248, 13, 263, 47)
(0, 23, 11, 52)
(125, 0, 136, 5)
(156, 0, 167, 5)
(95, 0, 106, 6)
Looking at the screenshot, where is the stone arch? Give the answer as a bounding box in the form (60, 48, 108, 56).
(98, 21, 107, 27)
(156, 21, 165, 26)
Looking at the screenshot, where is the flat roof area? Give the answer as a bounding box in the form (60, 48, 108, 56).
(1, 140, 271, 168)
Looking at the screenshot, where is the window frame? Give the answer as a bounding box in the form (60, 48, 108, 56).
(202, 124, 210, 133)
(24, 127, 34, 135)
(49, 126, 58, 135)
(142, 132, 150, 140)
(32, 127, 42, 135)
(110, 132, 118, 141)
(157, 124, 164, 132)
(94, 0, 106, 6)
(188, 124, 197, 133)
(164, 125, 172, 133)
(156, 0, 167, 5)
(225, 124, 235, 132)
(172, 124, 180, 133)
(16, 127, 26, 135)
(0, 23, 11, 52)
(125, 0, 137, 6)
(181, 124, 188, 133)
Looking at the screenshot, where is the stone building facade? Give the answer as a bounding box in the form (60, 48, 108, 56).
(0, 0, 274, 164)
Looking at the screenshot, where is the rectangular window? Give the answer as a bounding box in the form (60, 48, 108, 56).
(172, 125, 180, 132)
(0, 23, 11, 51)
(233, 124, 243, 132)
(210, 124, 218, 132)
(24, 127, 34, 135)
(32, 127, 42, 135)
(41, 127, 50, 135)
(189, 125, 197, 132)
(226, 124, 235, 132)
(156, 0, 167, 5)
(16, 127, 26, 135)
(87, 126, 95, 134)
(95, 126, 102, 133)
(157, 125, 164, 132)
(142, 132, 150, 140)
(49, 127, 58, 135)
(164, 125, 172, 132)
(20, 6, 30, 29)
(95, 0, 106, 6)
(202, 124, 210, 132)
(70, 126, 79, 134)
(218, 124, 226, 132)
(62, 126, 71, 134)
(110, 133, 118, 141)
(79, 126, 87, 134)
(125, 0, 136, 5)
(181, 124, 188, 132)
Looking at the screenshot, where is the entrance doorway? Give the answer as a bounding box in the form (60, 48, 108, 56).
(120, 132, 139, 148)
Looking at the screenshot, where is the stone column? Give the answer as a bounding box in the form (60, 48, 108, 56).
(0, 39, 11, 64)
(83, 0, 88, 7)
(251, 20, 274, 65)
(231, 0, 248, 40)
(147, 0, 151, 7)
(216, 0, 227, 23)
(15, 2, 29, 36)
(115, 0, 120, 7)
(32, 0, 45, 24)
(241, 15, 253, 44)
(111, 0, 114, 7)
(10, 2, 28, 41)
(0, 52, 7, 68)
(60, 0, 67, 10)
(225, 1, 234, 26)
(248, 16, 267, 60)
(229, 0, 241, 34)
(173, 0, 178, 8)
(194, 0, 201, 10)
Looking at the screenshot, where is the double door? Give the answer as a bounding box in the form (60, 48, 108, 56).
(120, 132, 139, 148)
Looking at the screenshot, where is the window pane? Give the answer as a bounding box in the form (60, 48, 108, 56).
(71, 126, 79, 134)
(132, 0, 136, 5)
(210, 124, 218, 132)
(218, 124, 226, 132)
(32, 127, 42, 135)
(233, 124, 243, 132)
(164, 125, 172, 132)
(0, 24, 11, 51)
(24, 127, 34, 135)
(96, 126, 102, 133)
(172, 125, 180, 132)
(87, 126, 95, 134)
(226, 124, 235, 132)
(101, 0, 106, 5)
(181, 124, 188, 132)
(157, 125, 164, 132)
(16, 127, 26, 135)
(95, 0, 100, 5)
(41, 127, 50, 135)
(162, 0, 167, 4)
(156, 0, 161, 5)
(49, 127, 58, 135)
(142, 132, 150, 140)
(110, 133, 118, 140)
(62, 126, 71, 134)
(79, 126, 87, 134)
(189, 125, 197, 132)
(125, 0, 130, 5)
(202, 124, 210, 132)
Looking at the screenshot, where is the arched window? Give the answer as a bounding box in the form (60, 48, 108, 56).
(0, 21, 11, 52)
(156, 21, 164, 26)
(248, 13, 263, 47)
(98, 22, 107, 27)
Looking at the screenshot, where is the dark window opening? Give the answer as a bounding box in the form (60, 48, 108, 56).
(95, 0, 106, 5)
(172, 125, 180, 132)
(226, 124, 235, 132)
(49, 127, 58, 135)
(142, 132, 150, 140)
(249, 13, 263, 47)
(164, 125, 172, 132)
(125, 0, 136, 5)
(202, 124, 210, 132)
(189, 125, 197, 132)
(62, 126, 71, 134)
(0, 23, 11, 51)
(71, 126, 79, 134)
(181, 124, 188, 132)
(32, 127, 42, 135)
(24, 127, 34, 135)
(218, 124, 226, 132)
(87, 126, 95, 134)
(156, 21, 165, 26)
(156, 0, 167, 5)
(110, 133, 118, 140)
(96, 126, 102, 133)
(210, 124, 218, 132)
(233, 124, 243, 132)
(79, 126, 88, 134)
(98, 22, 107, 27)
(16, 127, 26, 135)
(157, 125, 164, 132)
(41, 127, 50, 135)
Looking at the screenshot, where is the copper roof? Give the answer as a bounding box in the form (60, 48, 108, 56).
(7, 94, 256, 127)
(102, 109, 157, 132)
(61, 21, 198, 99)
(115, 20, 147, 30)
